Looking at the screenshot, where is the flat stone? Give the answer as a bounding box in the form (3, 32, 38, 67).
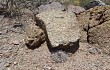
(36, 10, 80, 49)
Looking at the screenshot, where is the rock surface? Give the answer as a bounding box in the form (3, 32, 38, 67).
(88, 22, 110, 54)
(38, 2, 65, 13)
(78, 6, 110, 54)
(67, 5, 85, 14)
(25, 24, 45, 48)
(36, 10, 80, 49)
(77, 6, 110, 42)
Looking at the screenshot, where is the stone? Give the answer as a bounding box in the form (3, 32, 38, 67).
(88, 47, 101, 54)
(78, 5, 110, 54)
(36, 10, 80, 49)
(67, 5, 85, 14)
(88, 23, 110, 54)
(38, 2, 65, 13)
(25, 24, 45, 48)
(12, 40, 20, 45)
(77, 6, 110, 42)
(18, 12, 46, 48)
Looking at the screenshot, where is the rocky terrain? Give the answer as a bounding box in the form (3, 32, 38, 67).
(0, 1, 110, 70)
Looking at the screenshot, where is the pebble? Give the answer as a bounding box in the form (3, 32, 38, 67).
(13, 62, 17, 65)
(5, 63, 11, 67)
(12, 40, 20, 45)
(88, 47, 101, 54)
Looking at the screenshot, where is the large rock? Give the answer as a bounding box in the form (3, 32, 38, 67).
(78, 6, 110, 54)
(77, 6, 110, 42)
(36, 10, 80, 49)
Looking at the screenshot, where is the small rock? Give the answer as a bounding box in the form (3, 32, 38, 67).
(25, 24, 45, 48)
(4, 62, 11, 67)
(88, 47, 101, 54)
(13, 40, 19, 45)
(3, 52, 11, 58)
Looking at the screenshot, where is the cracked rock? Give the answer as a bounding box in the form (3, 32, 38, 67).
(36, 10, 80, 49)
